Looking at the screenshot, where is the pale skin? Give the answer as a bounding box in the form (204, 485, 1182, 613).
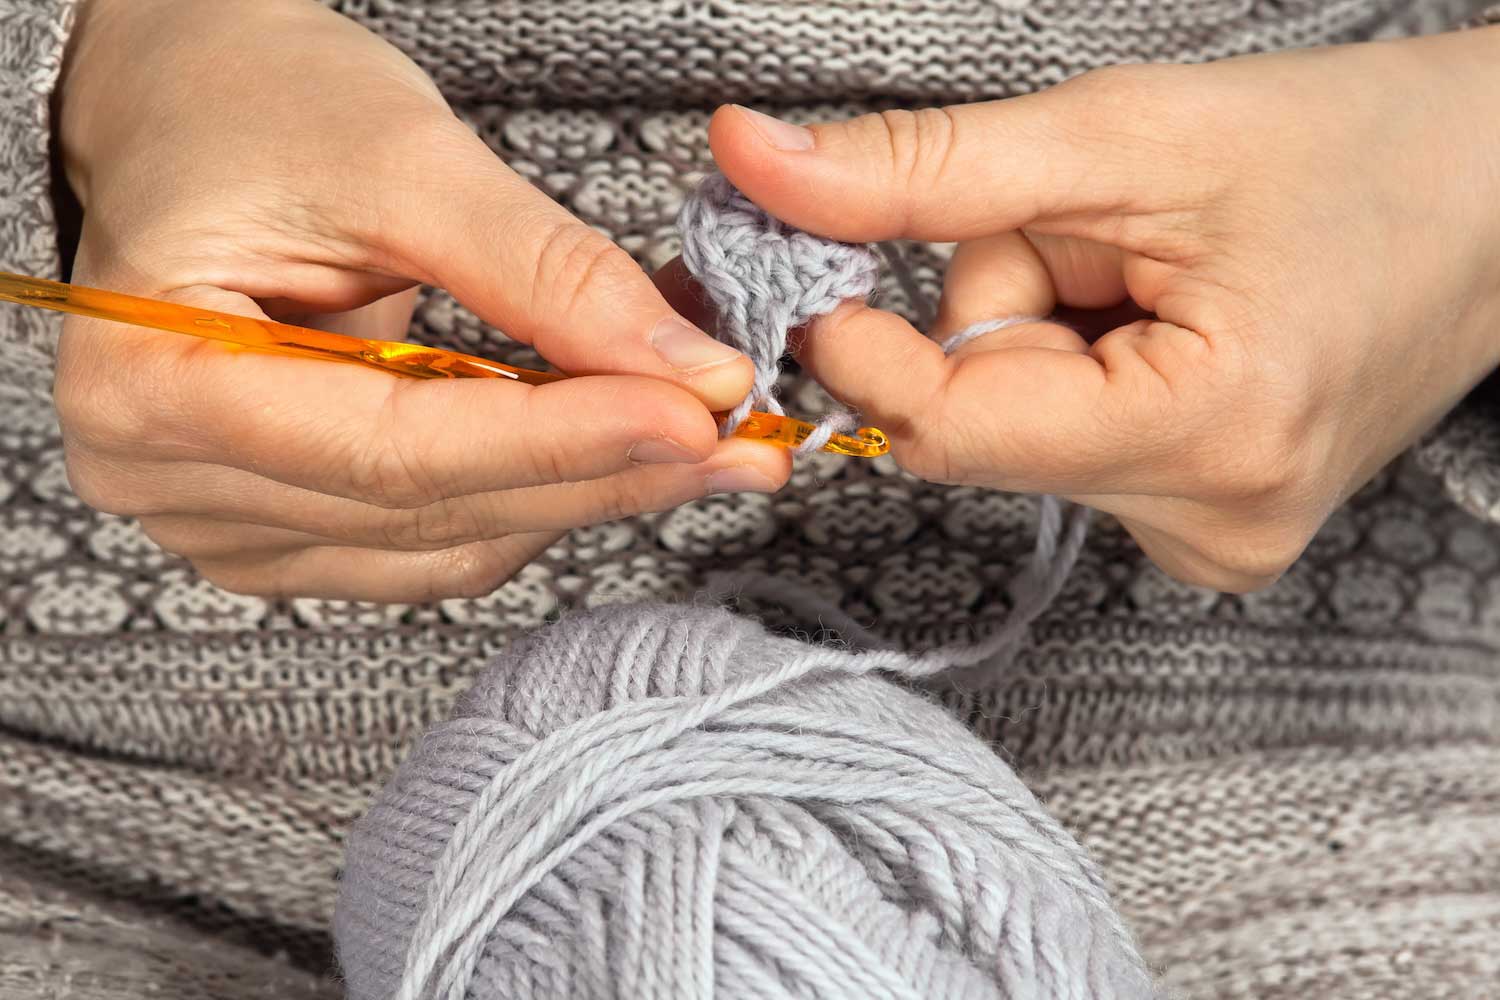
(675, 26, 1500, 592)
(55, 1, 1500, 600)
(54, 0, 791, 604)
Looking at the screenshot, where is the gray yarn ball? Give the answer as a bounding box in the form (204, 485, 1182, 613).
(334, 603, 1156, 1000)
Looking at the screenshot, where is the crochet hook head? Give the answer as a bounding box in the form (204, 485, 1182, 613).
(0, 271, 890, 458)
(733, 412, 889, 458)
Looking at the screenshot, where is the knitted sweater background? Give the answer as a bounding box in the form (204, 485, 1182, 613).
(4, 2, 1500, 997)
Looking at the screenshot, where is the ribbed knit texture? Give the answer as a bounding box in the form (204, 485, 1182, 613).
(3, 2, 1500, 998)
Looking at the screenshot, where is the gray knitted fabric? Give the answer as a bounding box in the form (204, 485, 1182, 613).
(678, 173, 878, 451)
(5, 3, 1500, 999)
(335, 603, 1157, 1000)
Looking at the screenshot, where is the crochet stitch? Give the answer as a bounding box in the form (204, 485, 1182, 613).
(678, 173, 880, 454)
(679, 172, 1089, 679)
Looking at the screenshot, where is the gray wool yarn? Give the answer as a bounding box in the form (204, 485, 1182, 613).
(679, 173, 1089, 680)
(707, 491, 1090, 687)
(678, 172, 880, 453)
(332, 171, 1140, 999)
(334, 602, 1158, 1000)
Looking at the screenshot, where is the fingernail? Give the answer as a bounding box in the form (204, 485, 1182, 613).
(705, 465, 779, 495)
(651, 315, 743, 372)
(628, 437, 700, 465)
(736, 106, 815, 152)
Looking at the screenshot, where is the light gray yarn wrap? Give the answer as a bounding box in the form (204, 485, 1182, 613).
(334, 603, 1157, 1000)
(678, 173, 880, 454)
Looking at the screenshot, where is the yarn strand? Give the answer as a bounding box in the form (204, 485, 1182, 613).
(681, 181, 1090, 671)
(340, 173, 1153, 1000)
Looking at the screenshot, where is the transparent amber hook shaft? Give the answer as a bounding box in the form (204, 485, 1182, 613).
(0, 272, 889, 458)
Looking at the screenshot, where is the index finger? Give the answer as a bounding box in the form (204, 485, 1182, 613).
(796, 301, 1195, 496)
(367, 123, 755, 412)
(59, 288, 726, 509)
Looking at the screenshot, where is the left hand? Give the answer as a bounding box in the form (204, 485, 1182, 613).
(698, 26, 1500, 592)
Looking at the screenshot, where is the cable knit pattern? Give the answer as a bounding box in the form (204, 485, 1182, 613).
(2, 3, 1500, 998)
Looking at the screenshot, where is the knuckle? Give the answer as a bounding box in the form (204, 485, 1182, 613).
(514, 392, 573, 486)
(1054, 64, 1212, 171)
(1195, 440, 1302, 503)
(98, 349, 206, 456)
(367, 507, 428, 550)
(60, 449, 111, 512)
(527, 222, 637, 325)
(1178, 520, 1313, 592)
(358, 114, 477, 244)
(530, 441, 569, 490)
(1195, 373, 1316, 504)
(592, 479, 658, 524)
(1168, 562, 1274, 595)
(377, 498, 488, 551)
(1211, 534, 1307, 589)
(193, 562, 281, 600)
(134, 517, 188, 556)
(52, 379, 105, 449)
(347, 394, 441, 509)
(1067, 63, 1141, 100)
(63, 450, 158, 517)
(891, 399, 989, 487)
(54, 354, 144, 454)
(385, 112, 478, 176)
(892, 432, 957, 486)
(869, 108, 959, 209)
(1063, 64, 1174, 121)
(346, 444, 431, 509)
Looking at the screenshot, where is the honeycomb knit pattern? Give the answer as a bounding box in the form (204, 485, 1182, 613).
(3, 2, 1500, 998)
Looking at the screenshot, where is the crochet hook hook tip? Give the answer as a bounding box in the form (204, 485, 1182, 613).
(835, 427, 889, 458)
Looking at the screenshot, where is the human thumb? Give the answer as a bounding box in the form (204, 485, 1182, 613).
(707, 75, 1166, 245)
(373, 121, 755, 413)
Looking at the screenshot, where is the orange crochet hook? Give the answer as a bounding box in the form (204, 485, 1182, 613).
(0, 272, 889, 458)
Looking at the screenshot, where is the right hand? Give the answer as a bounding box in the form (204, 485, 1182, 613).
(53, 0, 788, 603)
